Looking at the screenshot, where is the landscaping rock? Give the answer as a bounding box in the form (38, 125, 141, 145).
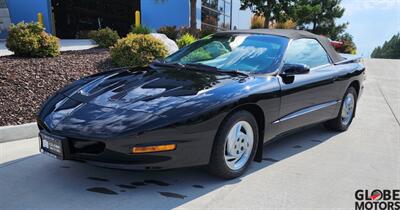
(150, 33, 179, 55)
(0, 48, 113, 126)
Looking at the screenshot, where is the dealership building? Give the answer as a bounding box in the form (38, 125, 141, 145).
(0, 0, 252, 39)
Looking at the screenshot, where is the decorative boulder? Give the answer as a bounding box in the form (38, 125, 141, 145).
(150, 33, 179, 55)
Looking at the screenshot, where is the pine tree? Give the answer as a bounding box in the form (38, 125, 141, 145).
(371, 34, 400, 59)
(240, 0, 295, 28)
(294, 0, 347, 40)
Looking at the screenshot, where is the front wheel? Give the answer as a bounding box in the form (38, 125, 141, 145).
(325, 87, 358, 131)
(207, 110, 259, 179)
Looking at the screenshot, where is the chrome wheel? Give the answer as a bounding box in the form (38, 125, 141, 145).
(224, 121, 254, 170)
(341, 93, 355, 125)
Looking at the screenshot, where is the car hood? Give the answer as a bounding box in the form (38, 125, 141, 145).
(62, 67, 246, 114)
(39, 67, 267, 138)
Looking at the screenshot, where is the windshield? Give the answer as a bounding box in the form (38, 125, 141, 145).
(165, 34, 289, 74)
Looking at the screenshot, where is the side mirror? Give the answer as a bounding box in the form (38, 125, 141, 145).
(280, 63, 310, 77)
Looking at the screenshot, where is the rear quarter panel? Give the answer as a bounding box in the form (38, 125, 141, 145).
(331, 61, 366, 115)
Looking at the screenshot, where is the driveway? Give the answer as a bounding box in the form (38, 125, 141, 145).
(0, 59, 399, 209)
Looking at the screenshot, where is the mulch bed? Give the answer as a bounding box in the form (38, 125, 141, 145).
(0, 48, 114, 126)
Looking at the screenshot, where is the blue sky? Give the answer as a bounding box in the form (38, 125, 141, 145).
(339, 0, 400, 57)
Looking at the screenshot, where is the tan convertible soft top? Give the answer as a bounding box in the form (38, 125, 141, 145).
(215, 29, 345, 64)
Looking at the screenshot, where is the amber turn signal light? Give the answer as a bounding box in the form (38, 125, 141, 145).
(132, 144, 176, 154)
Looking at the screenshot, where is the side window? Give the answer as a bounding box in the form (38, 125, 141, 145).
(284, 38, 330, 68)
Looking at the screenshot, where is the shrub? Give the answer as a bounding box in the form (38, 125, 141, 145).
(6, 22, 60, 57)
(336, 33, 357, 54)
(110, 34, 168, 67)
(88, 27, 120, 48)
(251, 15, 265, 29)
(179, 27, 202, 38)
(131, 25, 151, 34)
(176, 33, 197, 48)
(272, 19, 296, 29)
(157, 26, 179, 40)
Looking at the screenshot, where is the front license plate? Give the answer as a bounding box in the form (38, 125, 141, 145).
(40, 133, 64, 159)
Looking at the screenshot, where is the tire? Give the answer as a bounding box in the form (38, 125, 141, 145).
(325, 86, 358, 131)
(207, 110, 259, 179)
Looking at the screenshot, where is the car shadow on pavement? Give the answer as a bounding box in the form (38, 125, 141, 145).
(0, 124, 340, 209)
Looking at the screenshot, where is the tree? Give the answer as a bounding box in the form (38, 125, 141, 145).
(371, 47, 382, 58)
(371, 34, 400, 59)
(240, 0, 295, 28)
(336, 33, 356, 54)
(190, 0, 197, 29)
(294, 0, 347, 40)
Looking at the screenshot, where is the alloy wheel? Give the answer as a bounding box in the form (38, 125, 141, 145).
(224, 121, 254, 170)
(341, 93, 355, 125)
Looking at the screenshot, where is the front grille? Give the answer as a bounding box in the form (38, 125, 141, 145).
(69, 138, 105, 155)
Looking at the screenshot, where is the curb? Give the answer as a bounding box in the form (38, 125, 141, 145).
(0, 122, 38, 143)
(1, 39, 98, 57)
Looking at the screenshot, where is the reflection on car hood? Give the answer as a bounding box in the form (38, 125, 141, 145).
(39, 67, 262, 138)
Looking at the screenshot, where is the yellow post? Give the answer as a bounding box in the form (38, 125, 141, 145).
(135, 10, 141, 27)
(37, 12, 43, 26)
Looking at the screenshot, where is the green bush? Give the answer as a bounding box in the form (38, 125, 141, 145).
(175, 27, 214, 40)
(88, 27, 120, 48)
(110, 34, 168, 67)
(178, 27, 201, 39)
(176, 33, 197, 48)
(157, 25, 179, 40)
(130, 25, 151, 34)
(6, 22, 60, 57)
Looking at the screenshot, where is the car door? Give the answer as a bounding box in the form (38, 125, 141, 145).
(275, 38, 340, 133)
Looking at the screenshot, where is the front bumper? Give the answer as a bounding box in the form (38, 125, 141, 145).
(38, 126, 216, 170)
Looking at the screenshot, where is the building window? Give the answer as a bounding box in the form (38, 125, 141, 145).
(0, 0, 11, 36)
(0, 0, 7, 8)
(51, 0, 140, 38)
(201, 0, 232, 31)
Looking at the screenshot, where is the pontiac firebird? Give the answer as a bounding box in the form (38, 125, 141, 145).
(37, 29, 365, 179)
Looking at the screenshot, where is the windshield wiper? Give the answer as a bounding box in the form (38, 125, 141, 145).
(219, 70, 249, 77)
(151, 61, 249, 77)
(184, 63, 249, 77)
(150, 60, 185, 69)
(184, 63, 219, 71)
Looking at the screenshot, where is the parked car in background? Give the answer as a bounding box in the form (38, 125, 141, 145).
(37, 29, 365, 179)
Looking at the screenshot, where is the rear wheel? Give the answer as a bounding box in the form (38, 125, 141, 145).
(207, 110, 259, 179)
(325, 87, 358, 131)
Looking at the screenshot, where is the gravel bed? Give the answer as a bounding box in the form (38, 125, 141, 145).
(0, 48, 114, 126)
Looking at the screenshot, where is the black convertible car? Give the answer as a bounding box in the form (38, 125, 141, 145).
(37, 29, 365, 179)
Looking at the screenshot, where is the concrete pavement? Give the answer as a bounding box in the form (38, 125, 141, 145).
(0, 39, 97, 56)
(0, 59, 399, 209)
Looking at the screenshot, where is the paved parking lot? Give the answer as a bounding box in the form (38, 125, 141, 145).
(0, 59, 399, 210)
